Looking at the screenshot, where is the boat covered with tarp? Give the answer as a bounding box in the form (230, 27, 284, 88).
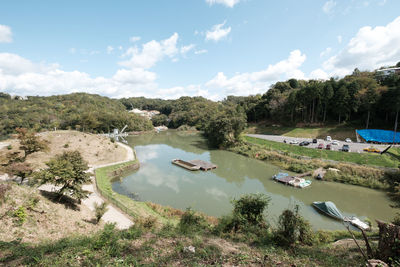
(312, 201, 370, 230)
(312, 201, 344, 220)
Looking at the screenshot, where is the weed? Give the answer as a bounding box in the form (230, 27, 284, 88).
(94, 202, 108, 223)
(63, 143, 69, 148)
(13, 206, 27, 225)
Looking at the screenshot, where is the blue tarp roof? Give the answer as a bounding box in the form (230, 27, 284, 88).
(356, 129, 400, 143)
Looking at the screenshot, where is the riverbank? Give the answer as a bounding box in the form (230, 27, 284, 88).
(229, 136, 392, 190)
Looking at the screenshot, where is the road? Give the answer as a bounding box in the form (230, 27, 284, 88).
(246, 134, 391, 153)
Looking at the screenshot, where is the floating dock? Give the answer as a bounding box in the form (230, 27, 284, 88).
(171, 159, 217, 171)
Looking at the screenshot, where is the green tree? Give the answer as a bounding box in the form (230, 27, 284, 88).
(16, 128, 48, 159)
(35, 151, 90, 202)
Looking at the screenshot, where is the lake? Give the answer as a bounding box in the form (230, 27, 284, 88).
(113, 131, 396, 230)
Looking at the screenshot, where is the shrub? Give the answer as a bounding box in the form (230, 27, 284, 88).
(273, 205, 314, 247)
(63, 143, 69, 148)
(232, 193, 270, 226)
(94, 202, 108, 223)
(7, 145, 12, 150)
(13, 206, 27, 225)
(121, 225, 143, 240)
(178, 207, 207, 234)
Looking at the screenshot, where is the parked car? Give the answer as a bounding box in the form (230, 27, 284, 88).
(331, 140, 339, 146)
(289, 140, 299, 144)
(326, 144, 331, 150)
(342, 144, 350, 152)
(326, 136, 332, 142)
(363, 147, 381, 153)
(345, 138, 352, 143)
(317, 143, 324, 149)
(299, 141, 310, 146)
(312, 138, 318, 144)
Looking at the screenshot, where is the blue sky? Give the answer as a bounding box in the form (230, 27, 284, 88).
(0, 0, 399, 99)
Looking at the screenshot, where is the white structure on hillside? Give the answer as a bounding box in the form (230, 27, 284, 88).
(376, 67, 400, 77)
(129, 108, 160, 119)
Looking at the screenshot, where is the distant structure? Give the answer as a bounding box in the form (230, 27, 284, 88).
(129, 108, 160, 119)
(356, 129, 399, 144)
(376, 67, 400, 77)
(101, 125, 128, 144)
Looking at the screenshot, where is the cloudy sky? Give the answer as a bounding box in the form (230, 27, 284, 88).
(0, 0, 399, 100)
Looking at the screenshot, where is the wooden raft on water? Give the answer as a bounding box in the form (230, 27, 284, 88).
(172, 159, 217, 171)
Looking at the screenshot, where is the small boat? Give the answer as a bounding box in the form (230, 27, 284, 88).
(312, 201, 370, 230)
(312, 201, 344, 221)
(289, 177, 312, 188)
(171, 159, 201, 171)
(272, 173, 295, 184)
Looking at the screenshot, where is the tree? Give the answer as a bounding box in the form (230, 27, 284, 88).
(16, 128, 48, 159)
(35, 151, 90, 202)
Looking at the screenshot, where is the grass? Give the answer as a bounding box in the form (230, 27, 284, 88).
(95, 160, 180, 225)
(0, 222, 366, 266)
(245, 123, 358, 140)
(244, 136, 399, 168)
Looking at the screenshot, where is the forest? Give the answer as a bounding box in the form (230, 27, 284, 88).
(0, 93, 153, 137)
(1, 65, 400, 147)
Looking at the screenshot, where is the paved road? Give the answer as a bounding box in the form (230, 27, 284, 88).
(246, 134, 391, 153)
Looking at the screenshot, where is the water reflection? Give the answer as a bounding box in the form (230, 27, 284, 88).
(114, 131, 397, 230)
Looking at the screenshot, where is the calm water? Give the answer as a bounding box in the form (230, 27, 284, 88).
(113, 131, 396, 230)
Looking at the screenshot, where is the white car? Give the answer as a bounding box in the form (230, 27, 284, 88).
(289, 140, 299, 144)
(345, 138, 352, 143)
(326, 136, 332, 142)
(331, 140, 339, 145)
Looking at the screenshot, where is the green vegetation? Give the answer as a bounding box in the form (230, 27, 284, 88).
(94, 160, 179, 224)
(245, 136, 399, 168)
(0, 194, 371, 266)
(94, 202, 108, 224)
(229, 138, 389, 190)
(0, 93, 153, 136)
(34, 151, 91, 202)
(245, 124, 357, 140)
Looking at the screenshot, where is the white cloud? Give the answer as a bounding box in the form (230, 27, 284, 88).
(320, 47, 332, 57)
(206, 50, 306, 96)
(129, 36, 141, 43)
(195, 49, 208, 55)
(323, 16, 400, 76)
(0, 25, 12, 43)
(69, 48, 76, 54)
(119, 33, 179, 69)
(205, 0, 240, 8)
(309, 69, 329, 80)
(180, 44, 195, 55)
(323, 0, 337, 14)
(337, 35, 342, 44)
(112, 68, 156, 84)
(205, 21, 231, 42)
(106, 46, 114, 54)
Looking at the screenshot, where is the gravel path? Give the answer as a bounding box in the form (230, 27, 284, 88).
(246, 134, 391, 153)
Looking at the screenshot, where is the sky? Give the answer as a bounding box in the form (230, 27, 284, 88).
(0, 0, 399, 100)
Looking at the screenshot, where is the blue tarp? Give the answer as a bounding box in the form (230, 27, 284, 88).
(356, 129, 400, 143)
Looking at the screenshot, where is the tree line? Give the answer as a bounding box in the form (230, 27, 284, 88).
(0, 93, 153, 136)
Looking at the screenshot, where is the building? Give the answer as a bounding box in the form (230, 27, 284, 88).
(376, 67, 400, 77)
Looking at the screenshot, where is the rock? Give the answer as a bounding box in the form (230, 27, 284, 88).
(183, 245, 195, 253)
(366, 259, 388, 267)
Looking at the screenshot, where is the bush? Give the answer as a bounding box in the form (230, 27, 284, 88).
(178, 208, 207, 234)
(13, 206, 27, 225)
(273, 205, 314, 247)
(232, 193, 270, 226)
(94, 202, 108, 223)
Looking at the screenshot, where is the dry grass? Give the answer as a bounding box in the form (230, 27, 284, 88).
(0, 181, 102, 243)
(0, 130, 128, 172)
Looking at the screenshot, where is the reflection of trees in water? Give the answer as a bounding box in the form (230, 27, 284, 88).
(210, 150, 279, 186)
(126, 131, 207, 154)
